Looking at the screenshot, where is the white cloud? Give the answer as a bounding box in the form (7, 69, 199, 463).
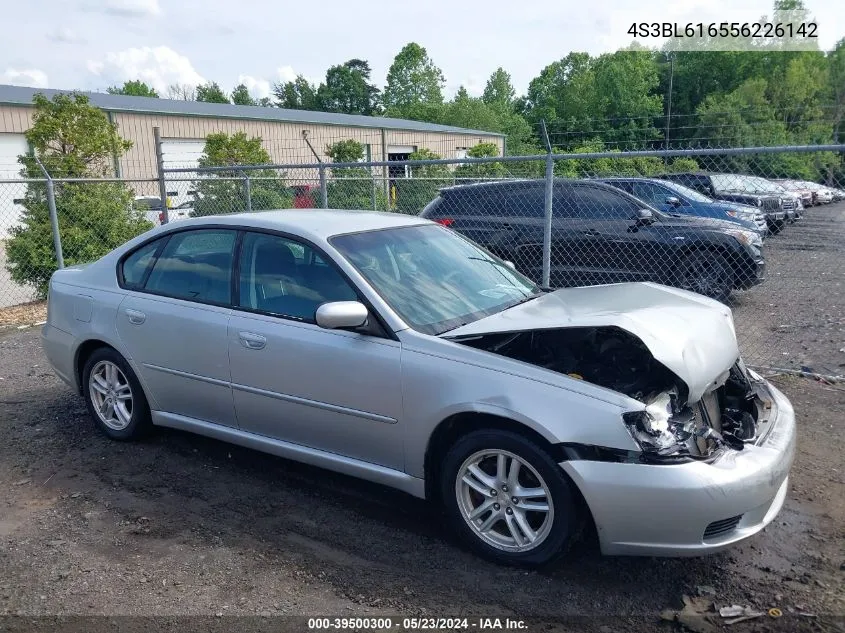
(277, 65, 297, 83)
(48, 27, 83, 44)
(87, 46, 205, 94)
(99, 0, 161, 17)
(237, 75, 271, 100)
(2, 68, 48, 88)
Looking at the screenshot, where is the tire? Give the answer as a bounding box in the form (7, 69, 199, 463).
(82, 347, 151, 441)
(440, 429, 582, 567)
(676, 250, 734, 303)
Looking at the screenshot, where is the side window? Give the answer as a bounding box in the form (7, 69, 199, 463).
(144, 230, 236, 304)
(631, 182, 670, 206)
(121, 239, 163, 288)
(504, 187, 544, 218)
(238, 232, 357, 321)
(572, 186, 639, 219)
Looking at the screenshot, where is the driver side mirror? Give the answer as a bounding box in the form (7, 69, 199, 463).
(315, 301, 368, 330)
(635, 208, 655, 224)
(665, 196, 681, 207)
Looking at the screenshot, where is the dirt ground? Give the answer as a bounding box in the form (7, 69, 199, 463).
(0, 205, 844, 632)
(0, 339, 843, 632)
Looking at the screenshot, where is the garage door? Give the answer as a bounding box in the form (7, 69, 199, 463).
(0, 133, 29, 239)
(161, 139, 206, 206)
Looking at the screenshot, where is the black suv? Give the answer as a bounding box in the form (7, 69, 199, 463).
(657, 172, 786, 232)
(420, 179, 766, 301)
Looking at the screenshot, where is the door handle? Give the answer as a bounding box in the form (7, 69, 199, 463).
(583, 229, 600, 237)
(125, 308, 146, 325)
(238, 331, 266, 350)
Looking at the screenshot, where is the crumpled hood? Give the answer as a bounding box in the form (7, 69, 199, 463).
(444, 282, 739, 403)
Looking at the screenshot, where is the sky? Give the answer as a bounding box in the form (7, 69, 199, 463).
(2, 0, 843, 101)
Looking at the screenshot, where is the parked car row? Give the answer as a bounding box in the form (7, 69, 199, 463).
(419, 171, 838, 302)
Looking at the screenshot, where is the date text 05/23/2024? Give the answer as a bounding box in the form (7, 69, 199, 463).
(307, 617, 528, 630)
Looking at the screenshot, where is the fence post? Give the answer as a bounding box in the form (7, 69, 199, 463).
(153, 127, 170, 224)
(242, 172, 252, 212)
(371, 173, 377, 210)
(34, 158, 64, 270)
(381, 128, 389, 210)
(319, 165, 328, 209)
(540, 121, 553, 288)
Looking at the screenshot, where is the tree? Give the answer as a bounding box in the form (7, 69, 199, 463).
(455, 142, 506, 180)
(395, 148, 451, 213)
(230, 83, 256, 106)
(5, 93, 151, 297)
(482, 68, 515, 106)
(107, 80, 159, 98)
(196, 81, 229, 104)
(166, 83, 196, 100)
(191, 132, 292, 216)
(317, 59, 381, 115)
(383, 43, 445, 115)
(322, 140, 388, 210)
(273, 75, 319, 110)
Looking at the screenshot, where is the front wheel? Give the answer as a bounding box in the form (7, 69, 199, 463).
(440, 430, 582, 567)
(676, 251, 734, 303)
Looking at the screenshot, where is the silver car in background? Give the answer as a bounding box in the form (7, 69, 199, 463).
(41, 210, 796, 566)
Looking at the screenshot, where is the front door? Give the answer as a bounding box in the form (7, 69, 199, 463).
(227, 231, 404, 469)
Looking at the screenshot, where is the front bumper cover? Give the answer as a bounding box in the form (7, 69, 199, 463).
(561, 379, 795, 556)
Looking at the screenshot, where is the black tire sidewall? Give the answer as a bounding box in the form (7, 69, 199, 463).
(82, 348, 151, 441)
(440, 430, 580, 567)
(679, 251, 733, 302)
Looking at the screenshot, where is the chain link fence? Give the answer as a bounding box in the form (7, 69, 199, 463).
(1, 144, 843, 378)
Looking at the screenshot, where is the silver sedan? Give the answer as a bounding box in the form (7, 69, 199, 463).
(42, 210, 795, 566)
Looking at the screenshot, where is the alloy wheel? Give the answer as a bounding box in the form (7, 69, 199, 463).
(89, 360, 133, 431)
(455, 449, 555, 553)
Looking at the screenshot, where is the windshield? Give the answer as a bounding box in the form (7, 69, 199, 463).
(331, 224, 543, 336)
(750, 176, 785, 193)
(656, 179, 713, 203)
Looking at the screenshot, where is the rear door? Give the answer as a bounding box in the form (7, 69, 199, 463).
(115, 228, 237, 427)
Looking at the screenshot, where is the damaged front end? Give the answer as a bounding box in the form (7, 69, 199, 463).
(622, 359, 766, 463)
(453, 327, 770, 464)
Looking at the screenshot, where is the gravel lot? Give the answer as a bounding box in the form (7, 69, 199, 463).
(0, 204, 843, 632)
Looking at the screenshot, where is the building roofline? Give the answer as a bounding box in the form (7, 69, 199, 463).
(0, 84, 506, 138)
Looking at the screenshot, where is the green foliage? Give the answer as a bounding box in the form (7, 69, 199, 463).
(106, 80, 159, 98)
(230, 84, 256, 106)
(553, 141, 698, 178)
(23, 93, 132, 177)
(395, 149, 452, 214)
(7, 183, 150, 297)
(273, 75, 320, 110)
(455, 143, 507, 180)
(318, 59, 381, 115)
(191, 132, 291, 217)
(322, 140, 388, 210)
(6, 93, 150, 297)
(482, 68, 515, 106)
(383, 43, 445, 115)
(196, 82, 230, 104)
(325, 139, 364, 163)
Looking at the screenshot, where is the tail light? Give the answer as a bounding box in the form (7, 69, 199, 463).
(435, 218, 454, 226)
(158, 211, 165, 223)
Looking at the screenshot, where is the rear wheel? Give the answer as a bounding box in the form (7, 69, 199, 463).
(677, 251, 734, 302)
(82, 347, 151, 441)
(440, 430, 581, 567)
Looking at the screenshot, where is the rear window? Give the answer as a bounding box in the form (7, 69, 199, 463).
(424, 185, 546, 219)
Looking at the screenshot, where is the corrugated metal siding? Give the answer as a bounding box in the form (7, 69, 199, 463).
(0, 104, 504, 180)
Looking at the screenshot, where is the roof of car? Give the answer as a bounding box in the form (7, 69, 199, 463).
(438, 178, 616, 195)
(176, 209, 431, 242)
